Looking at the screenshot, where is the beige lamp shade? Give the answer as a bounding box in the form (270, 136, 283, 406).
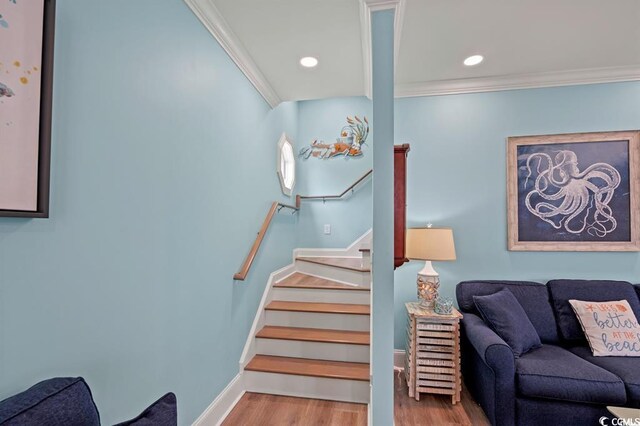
(406, 227, 456, 261)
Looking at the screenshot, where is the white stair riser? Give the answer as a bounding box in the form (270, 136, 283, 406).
(295, 261, 371, 287)
(265, 311, 369, 332)
(361, 251, 371, 269)
(255, 338, 370, 363)
(271, 287, 370, 305)
(244, 371, 370, 404)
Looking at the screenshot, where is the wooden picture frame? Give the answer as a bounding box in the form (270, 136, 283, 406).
(0, 0, 55, 218)
(507, 131, 640, 251)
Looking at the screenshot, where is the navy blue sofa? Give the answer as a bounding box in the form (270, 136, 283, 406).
(456, 280, 640, 426)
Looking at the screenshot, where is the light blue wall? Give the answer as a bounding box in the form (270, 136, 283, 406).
(0, 1, 298, 424)
(394, 81, 640, 349)
(295, 97, 373, 248)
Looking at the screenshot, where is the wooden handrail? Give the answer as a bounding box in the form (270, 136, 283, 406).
(295, 169, 372, 208)
(234, 171, 370, 281)
(234, 202, 298, 281)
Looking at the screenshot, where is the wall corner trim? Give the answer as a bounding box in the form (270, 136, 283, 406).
(359, 0, 405, 98)
(183, 0, 281, 108)
(192, 373, 245, 426)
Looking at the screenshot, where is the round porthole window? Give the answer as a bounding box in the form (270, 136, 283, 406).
(277, 133, 295, 196)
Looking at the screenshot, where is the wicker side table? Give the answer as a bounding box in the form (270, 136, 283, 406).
(404, 302, 463, 404)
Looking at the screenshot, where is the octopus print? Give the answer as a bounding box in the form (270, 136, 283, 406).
(523, 149, 621, 238)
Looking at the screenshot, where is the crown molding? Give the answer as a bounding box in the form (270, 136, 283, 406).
(360, 0, 405, 98)
(395, 65, 640, 98)
(183, 0, 281, 108)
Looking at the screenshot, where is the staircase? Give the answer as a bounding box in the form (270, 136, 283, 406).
(241, 248, 371, 404)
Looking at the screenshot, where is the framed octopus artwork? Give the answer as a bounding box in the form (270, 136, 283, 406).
(507, 131, 640, 251)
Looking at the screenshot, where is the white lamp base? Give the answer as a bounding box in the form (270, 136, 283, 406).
(417, 261, 440, 309)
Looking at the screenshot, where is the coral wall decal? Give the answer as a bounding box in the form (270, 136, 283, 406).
(299, 116, 370, 159)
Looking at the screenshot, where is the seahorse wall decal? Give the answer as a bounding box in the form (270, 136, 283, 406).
(299, 116, 370, 159)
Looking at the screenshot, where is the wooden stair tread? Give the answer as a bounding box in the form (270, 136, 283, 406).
(256, 326, 370, 345)
(265, 301, 370, 315)
(275, 273, 369, 291)
(246, 355, 370, 381)
(296, 257, 370, 272)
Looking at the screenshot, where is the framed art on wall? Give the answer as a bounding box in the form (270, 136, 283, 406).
(507, 131, 640, 251)
(0, 0, 55, 217)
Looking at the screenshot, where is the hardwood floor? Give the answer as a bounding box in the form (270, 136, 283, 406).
(256, 325, 370, 345)
(223, 392, 367, 426)
(222, 372, 489, 425)
(245, 355, 370, 381)
(265, 301, 370, 315)
(394, 372, 489, 426)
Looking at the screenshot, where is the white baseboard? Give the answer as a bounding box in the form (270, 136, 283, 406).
(192, 373, 245, 426)
(394, 349, 405, 371)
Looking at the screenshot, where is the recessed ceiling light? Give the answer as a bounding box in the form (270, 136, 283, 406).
(300, 56, 319, 68)
(463, 55, 484, 66)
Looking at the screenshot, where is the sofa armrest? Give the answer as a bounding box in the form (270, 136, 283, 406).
(464, 313, 515, 373)
(462, 313, 516, 426)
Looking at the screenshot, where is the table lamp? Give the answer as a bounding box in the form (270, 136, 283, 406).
(406, 227, 456, 308)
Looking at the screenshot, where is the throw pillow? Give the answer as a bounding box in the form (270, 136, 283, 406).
(0, 377, 100, 426)
(114, 392, 177, 426)
(569, 299, 640, 357)
(473, 289, 542, 357)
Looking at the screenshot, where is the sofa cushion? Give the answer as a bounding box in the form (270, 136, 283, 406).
(456, 280, 559, 343)
(0, 377, 100, 426)
(569, 299, 640, 356)
(570, 346, 640, 408)
(114, 392, 177, 426)
(515, 345, 626, 405)
(474, 289, 542, 357)
(548, 280, 640, 342)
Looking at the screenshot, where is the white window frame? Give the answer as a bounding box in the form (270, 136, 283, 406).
(277, 133, 295, 196)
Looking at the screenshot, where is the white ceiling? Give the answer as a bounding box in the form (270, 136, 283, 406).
(214, 0, 365, 102)
(190, 0, 640, 105)
(397, 0, 640, 94)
